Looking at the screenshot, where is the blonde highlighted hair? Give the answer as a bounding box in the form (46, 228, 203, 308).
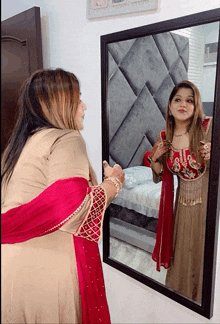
(165, 80, 205, 162)
(2, 68, 80, 184)
(26, 68, 80, 129)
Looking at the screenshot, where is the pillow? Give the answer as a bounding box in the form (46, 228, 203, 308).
(123, 166, 153, 189)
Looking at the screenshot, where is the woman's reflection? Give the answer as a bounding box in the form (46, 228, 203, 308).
(145, 80, 212, 303)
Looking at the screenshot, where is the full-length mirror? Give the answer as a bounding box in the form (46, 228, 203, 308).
(101, 9, 220, 319)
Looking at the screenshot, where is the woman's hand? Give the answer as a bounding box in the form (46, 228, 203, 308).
(149, 140, 170, 162)
(199, 141, 211, 161)
(103, 161, 125, 187)
(101, 161, 125, 204)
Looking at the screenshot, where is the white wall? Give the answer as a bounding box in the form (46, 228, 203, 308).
(201, 23, 219, 103)
(2, 0, 220, 322)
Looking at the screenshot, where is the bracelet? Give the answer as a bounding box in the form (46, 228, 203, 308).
(112, 176, 123, 188)
(150, 160, 163, 177)
(147, 156, 157, 164)
(158, 164, 164, 177)
(105, 177, 122, 197)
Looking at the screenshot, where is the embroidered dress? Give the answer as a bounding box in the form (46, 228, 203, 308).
(1, 128, 111, 324)
(151, 117, 212, 304)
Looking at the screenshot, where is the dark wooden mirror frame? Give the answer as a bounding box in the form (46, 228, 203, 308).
(101, 8, 220, 319)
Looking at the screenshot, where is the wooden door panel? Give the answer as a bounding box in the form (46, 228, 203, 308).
(1, 7, 43, 154)
(1, 37, 30, 149)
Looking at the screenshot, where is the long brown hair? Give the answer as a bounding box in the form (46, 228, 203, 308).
(1, 68, 80, 184)
(165, 80, 205, 162)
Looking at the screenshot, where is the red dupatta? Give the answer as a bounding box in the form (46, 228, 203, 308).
(151, 162, 174, 271)
(1, 177, 111, 324)
(144, 131, 174, 271)
(1, 177, 90, 243)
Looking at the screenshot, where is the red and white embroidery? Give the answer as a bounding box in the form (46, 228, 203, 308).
(75, 186, 107, 243)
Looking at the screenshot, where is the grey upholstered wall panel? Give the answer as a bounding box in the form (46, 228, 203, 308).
(108, 31, 189, 169)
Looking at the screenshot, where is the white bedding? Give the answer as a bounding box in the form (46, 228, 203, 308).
(112, 166, 177, 219)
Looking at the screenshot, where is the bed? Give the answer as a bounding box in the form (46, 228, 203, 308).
(109, 166, 178, 253)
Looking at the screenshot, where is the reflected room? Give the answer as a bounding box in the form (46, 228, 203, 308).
(103, 19, 219, 308)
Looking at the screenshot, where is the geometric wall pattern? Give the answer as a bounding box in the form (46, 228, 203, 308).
(108, 31, 189, 168)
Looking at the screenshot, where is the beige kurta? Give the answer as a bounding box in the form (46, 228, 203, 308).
(1, 128, 99, 324)
(152, 118, 212, 304)
(165, 119, 212, 304)
(165, 169, 209, 303)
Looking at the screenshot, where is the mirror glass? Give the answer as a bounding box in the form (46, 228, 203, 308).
(102, 13, 220, 318)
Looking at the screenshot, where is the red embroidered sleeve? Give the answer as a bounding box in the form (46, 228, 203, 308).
(74, 186, 107, 242)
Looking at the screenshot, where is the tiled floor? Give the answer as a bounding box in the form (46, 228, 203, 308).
(110, 236, 167, 284)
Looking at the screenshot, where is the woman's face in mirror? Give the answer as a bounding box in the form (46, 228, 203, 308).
(169, 88, 195, 124)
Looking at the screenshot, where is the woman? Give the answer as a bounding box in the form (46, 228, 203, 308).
(145, 80, 212, 303)
(1, 68, 124, 323)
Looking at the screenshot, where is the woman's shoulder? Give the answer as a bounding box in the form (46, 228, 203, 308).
(35, 127, 80, 139)
(29, 128, 81, 146)
(23, 128, 83, 158)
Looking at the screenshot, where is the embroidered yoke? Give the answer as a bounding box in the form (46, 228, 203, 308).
(167, 148, 205, 206)
(166, 117, 211, 206)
